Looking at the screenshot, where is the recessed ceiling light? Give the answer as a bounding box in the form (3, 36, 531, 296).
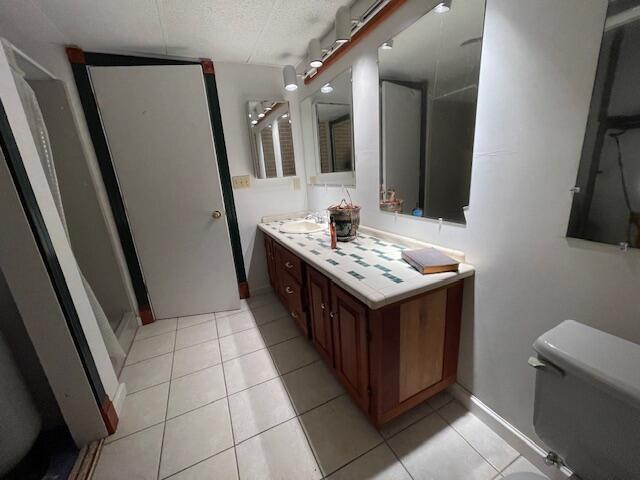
(381, 40, 393, 50)
(321, 83, 334, 94)
(434, 1, 451, 13)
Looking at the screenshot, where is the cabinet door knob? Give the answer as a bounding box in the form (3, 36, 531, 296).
(329, 311, 335, 319)
(285, 286, 294, 294)
(211, 210, 223, 219)
(291, 311, 298, 319)
(285, 261, 293, 269)
(320, 303, 326, 310)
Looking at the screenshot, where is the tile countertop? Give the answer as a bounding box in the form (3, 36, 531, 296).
(258, 215, 475, 310)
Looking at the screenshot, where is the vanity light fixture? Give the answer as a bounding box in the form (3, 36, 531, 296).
(308, 38, 324, 68)
(381, 40, 393, 50)
(434, 1, 451, 13)
(321, 83, 334, 94)
(283, 65, 298, 91)
(335, 6, 352, 44)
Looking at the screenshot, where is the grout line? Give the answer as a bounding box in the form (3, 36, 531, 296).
(124, 349, 175, 368)
(133, 327, 179, 343)
(499, 455, 521, 474)
(123, 379, 171, 397)
(165, 394, 228, 422)
(433, 408, 501, 476)
(379, 404, 437, 442)
(216, 312, 291, 340)
(173, 334, 219, 353)
(250, 335, 325, 477)
(162, 446, 236, 479)
(383, 437, 416, 480)
(217, 334, 241, 480)
(170, 361, 223, 382)
(321, 437, 386, 478)
(156, 331, 176, 480)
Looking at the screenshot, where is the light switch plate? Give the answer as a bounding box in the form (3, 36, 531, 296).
(292, 177, 300, 190)
(232, 175, 250, 189)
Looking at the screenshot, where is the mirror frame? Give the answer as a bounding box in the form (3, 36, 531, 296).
(246, 99, 296, 179)
(301, 68, 356, 187)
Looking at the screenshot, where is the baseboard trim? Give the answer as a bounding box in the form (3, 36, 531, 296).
(448, 383, 572, 480)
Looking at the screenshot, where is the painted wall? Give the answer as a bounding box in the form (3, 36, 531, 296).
(0, 3, 138, 319)
(301, 0, 640, 442)
(215, 62, 307, 294)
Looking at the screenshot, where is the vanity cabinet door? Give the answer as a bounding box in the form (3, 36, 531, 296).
(307, 267, 333, 366)
(331, 285, 370, 412)
(280, 269, 308, 337)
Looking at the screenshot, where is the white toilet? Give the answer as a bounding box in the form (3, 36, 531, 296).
(504, 320, 640, 480)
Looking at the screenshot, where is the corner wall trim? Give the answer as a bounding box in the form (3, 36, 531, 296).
(448, 383, 573, 480)
(201, 60, 247, 285)
(66, 46, 154, 322)
(99, 397, 119, 435)
(238, 281, 250, 299)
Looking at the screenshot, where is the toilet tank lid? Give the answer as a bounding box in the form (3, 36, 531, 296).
(534, 320, 640, 405)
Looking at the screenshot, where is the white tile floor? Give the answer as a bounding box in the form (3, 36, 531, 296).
(93, 291, 550, 480)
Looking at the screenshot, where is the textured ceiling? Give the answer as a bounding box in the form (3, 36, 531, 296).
(4, 0, 356, 65)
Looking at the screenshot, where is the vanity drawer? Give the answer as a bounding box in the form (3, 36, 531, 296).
(276, 243, 303, 284)
(280, 269, 307, 336)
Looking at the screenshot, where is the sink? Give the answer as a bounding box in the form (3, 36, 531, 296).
(279, 220, 324, 234)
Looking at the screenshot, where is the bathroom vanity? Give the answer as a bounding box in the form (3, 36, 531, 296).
(259, 217, 474, 426)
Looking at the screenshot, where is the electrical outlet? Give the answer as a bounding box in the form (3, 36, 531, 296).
(232, 175, 250, 189)
(292, 177, 301, 191)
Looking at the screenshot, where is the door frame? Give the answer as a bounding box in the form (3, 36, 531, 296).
(67, 48, 248, 323)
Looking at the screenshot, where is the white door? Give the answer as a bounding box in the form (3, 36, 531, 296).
(90, 65, 239, 318)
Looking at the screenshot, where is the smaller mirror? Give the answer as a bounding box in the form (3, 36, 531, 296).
(301, 68, 355, 186)
(247, 100, 296, 179)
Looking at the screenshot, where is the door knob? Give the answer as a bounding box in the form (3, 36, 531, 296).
(211, 210, 223, 219)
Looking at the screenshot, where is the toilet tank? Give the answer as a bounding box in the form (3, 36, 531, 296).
(532, 320, 640, 480)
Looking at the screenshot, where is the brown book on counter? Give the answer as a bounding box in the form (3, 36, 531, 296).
(401, 247, 459, 275)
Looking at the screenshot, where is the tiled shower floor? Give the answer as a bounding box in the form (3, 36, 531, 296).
(92, 291, 550, 480)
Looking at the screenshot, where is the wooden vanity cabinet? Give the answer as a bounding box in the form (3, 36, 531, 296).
(330, 284, 370, 412)
(263, 232, 463, 427)
(265, 235, 309, 336)
(307, 267, 334, 365)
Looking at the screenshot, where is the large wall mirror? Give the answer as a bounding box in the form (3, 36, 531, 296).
(568, 0, 640, 250)
(378, 0, 486, 223)
(248, 100, 296, 179)
(301, 68, 355, 186)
